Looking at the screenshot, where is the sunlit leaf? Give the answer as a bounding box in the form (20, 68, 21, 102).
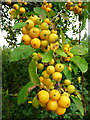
(13, 22, 26, 29)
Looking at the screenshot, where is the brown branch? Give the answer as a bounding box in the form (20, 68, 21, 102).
(51, 11, 61, 22)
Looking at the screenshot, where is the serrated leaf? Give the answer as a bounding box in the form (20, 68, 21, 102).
(13, 22, 26, 29)
(28, 59, 40, 85)
(10, 45, 34, 62)
(32, 95, 39, 108)
(41, 50, 53, 63)
(56, 48, 67, 57)
(71, 56, 88, 73)
(70, 96, 84, 116)
(34, 7, 46, 19)
(18, 81, 35, 105)
(70, 45, 88, 55)
(63, 64, 72, 80)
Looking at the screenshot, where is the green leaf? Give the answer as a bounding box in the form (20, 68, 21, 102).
(60, 28, 66, 47)
(71, 63, 79, 75)
(28, 59, 40, 85)
(47, 10, 56, 18)
(41, 50, 53, 63)
(70, 45, 88, 55)
(13, 22, 26, 29)
(56, 48, 67, 57)
(71, 56, 88, 73)
(34, 7, 47, 19)
(63, 64, 72, 80)
(70, 96, 84, 116)
(18, 81, 35, 105)
(32, 95, 39, 108)
(10, 45, 34, 62)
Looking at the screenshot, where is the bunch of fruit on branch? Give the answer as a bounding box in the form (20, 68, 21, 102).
(65, 0, 85, 15)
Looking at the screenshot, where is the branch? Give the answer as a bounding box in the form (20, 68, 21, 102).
(51, 11, 61, 22)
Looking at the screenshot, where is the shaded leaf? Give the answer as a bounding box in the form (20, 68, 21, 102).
(47, 10, 56, 18)
(63, 64, 72, 80)
(60, 28, 66, 47)
(18, 81, 35, 105)
(32, 95, 39, 108)
(70, 45, 88, 55)
(71, 56, 88, 73)
(56, 48, 67, 57)
(41, 50, 53, 63)
(10, 45, 34, 62)
(13, 22, 26, 29)
(28, 59, 40, 85)
(71, 63, 79, 75)
(70, 96, 84, 116)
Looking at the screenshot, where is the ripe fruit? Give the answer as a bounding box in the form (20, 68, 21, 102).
(46, 7, 51, 12)
(48, 3, 52, 8)
(29, 15, 38, 25)
(42, 78, 52, 86)
(40, 30, 50, 40)
(46, 99, 58, 111)
(55, 107, 66, 115)
(48, 33, 58, 43)
(52, 72, 62, 81)
(38, 90, 49, 104)
(51, 30, 57, 34)
(22, 34, 31, 45)
(39, 76, 44, 83)
(29, 27, 40, 38)
(40, 22, 49, 30)
(64, 44, 70, 48)
(64, 47, 69, 53)
(13, 4, 19, 10)
(77, 8, 83, 15)
(64, 79, 71, 86)
(37, 63, 44, 70)
(19, 7, 26, 13)
(49, 59, 55, 65)
(55, 63, 64, 72)
(42, 71, 50, 79)
(44, 18, 51, 24)
(49, 89, 61, 101)
(68, 53, 74, 58)
(41, 40, 49, 47)
(68, 66, 72, 71)
(22, 27, 28, 34)
(47, 66, 55, 74)
(64, 57, 70, 62)
(36, 18, 42, 25)
(31, 38, 41, 49)
(67, 85, 75, 93)
(58, 96, 70, 108)
(26, 19, 34, 30)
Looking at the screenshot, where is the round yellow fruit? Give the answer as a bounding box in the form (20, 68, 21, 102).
(67, 85, 75, 93)
(22, 34, 31, 45)
(46, 99, 58, 111)
(48, 33, 58, 43)
(55, 63, 64, 72)
(13, 4, 19, 10)
(49, 59, 55, 65)
(52, 72, 62, 81)
(68, 53, 74, 58)
(26, 19, 34, 30)
(31, 38, 41, 49)
(41, 40, 49, 47)
(64, 79, 71, 86)
(40, 30, 50, 40)
(37, 63, 44, 70)
(49, 89, 61, 101)
(58, 95, 70, 108)
(29, 27, 40, 38)
(38, 90, 49, 104)
(42, 78, 52, 86)
(19, 7, 26, 13)
(44, 18, 51, 24)
(47, 66, 55, 74)
(22, 27, 28, 34)
(29, 15, 38, 25)
(55, 107, 66, 115)
(40, 22, 49, 30)
(42, 71, 50, 79)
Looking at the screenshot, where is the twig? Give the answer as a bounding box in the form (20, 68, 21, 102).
(51, 11, 61, 22)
